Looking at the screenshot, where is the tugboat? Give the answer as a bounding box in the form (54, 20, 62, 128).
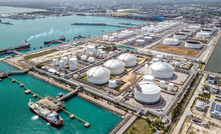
(28, 100, 63, 126)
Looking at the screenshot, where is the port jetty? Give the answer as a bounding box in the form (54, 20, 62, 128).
(0, 20, 13, 25)
(71, 23, 128, 28)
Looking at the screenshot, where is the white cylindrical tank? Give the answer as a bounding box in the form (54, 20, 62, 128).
(59, 60, 65, 68)
(80, 50, 84, 55)
(180, 30, 192, 36)
(109, 36, 114, 42)
(144, 36, 152, 42)
(117, 53, 137, 67)
(112, 33, 117, 38)
(63, 57, 68, 65)
(101, 52, 106, 58)
(156, 55, 163, 61)
(152, 58, 160, 63)
(185, 28, 196, 33)
(127, 39, 133, 45)
(149, 62, 174, 78)
(86, 66, 111, 84)
(174, 33, 187, 40)
(103, 35, 108, 41)
(136, 39, 145, 45)
(53, 59, 59, 66)
(134, 82, 161, 104)
(104, 59, 125, 75)
(109, 52, 114, 57)
(109, 80, 116, 88)
(164, 38, 179, 45)
(143, 75, 155, 83)
(86, 45, 96, 53)
(88, 57, 95, 63)
(149, 34, 156, 39)
(168, 83, 174, 91)
(197, 32, 210, 38)
(174, 62, 180, 67)
(159, 80, 166, 88)
(201, 29, 213, 35)
(81, 55, 87, 61)
(69, 58, 78, 70)
(118, 34, 124, 39)
(184, 40, 202, 49)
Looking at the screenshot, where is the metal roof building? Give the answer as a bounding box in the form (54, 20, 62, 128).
(210, 101, 221, 120)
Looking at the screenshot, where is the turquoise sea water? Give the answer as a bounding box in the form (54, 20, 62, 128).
(0, 61, 122, 133)
(205, 37, 221, 73)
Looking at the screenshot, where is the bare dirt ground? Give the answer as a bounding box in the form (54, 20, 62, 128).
(152, 44, 200, 56)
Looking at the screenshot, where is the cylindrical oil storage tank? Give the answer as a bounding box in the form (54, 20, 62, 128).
(149, 62, 174, 78)
(136, 39, 145, 46)
(134, 82, 161, 104)
(174, 33, 187, 40)
(53, 59, 59, 66)
(121, 31, 125, 35)
(101, 52, 106, 58)
(86, 66, 111, 84)
(59, 60, 65, 68)
(174, 62, 180, 67)
(143, 75, 155, 83)
(189, 25, 200, 31)
(88, 57, 95, 63)
(164, 38, 179, 45)
(117, 53, 137, 67)
(180, 30, 192, 36)
(149, 34, 156, 39)
(109, 52, 114, 57)
(136, 36, 142, 39)
(103, 35, 108, 41)
(112, 33, 117, 38)
(103, 59, 125, 75)
(147, 28, 153, 33)
(109, 36, 114, 42)
(118, 34, 124, 39)
(185, 28, 196, 33)
(168, 83, 174, 91)
(63, 57, 68, 65)
(204, 27, 215, 33)
(156, 55, 163, 61)
(86, 45, 96, 53)
(154, 28, 160, 33)
(159, 80, 166, 88)
(81, 55, 87, 61)
(69, 58, 78, 70)
(144, 36, 152, 42)
(109, 80, 116, 88)
(127, 39, 133, 45)
(201, 29, 213, 35)
(197, 32, 210, 38)
(152, 58, 160, 63)
(80, 50, 84, 55)
(184, 40, 202, 49)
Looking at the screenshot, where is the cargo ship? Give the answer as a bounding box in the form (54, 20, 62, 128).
(44, 36, 66, 45)
(28, 100, 63, 126)
(0, 41, 30, 55)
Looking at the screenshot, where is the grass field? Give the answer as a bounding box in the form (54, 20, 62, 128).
(24, 49, 57, 60)
(152, 45, 200, 56)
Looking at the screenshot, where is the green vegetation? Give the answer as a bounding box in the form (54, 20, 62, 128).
(110, 75, 116, 79)
(197, 62, 205, 69)
(11, 54, 15, 57)
(198, 93, 210, 99)
(80, 76, 107, 87)
(115, 82, 126, 91)
(125, 118, 156, 134)
(80, 76, 88, 82)
(35, 64, 44, 68)
(24, 49, 57, 60)
(209, 12, 221, 16)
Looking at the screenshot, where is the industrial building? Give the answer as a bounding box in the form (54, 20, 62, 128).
(195, 100, 207, 112)
(210, 101, 221, 120)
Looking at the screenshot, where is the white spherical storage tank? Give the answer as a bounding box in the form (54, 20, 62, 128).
(180, 30, 192, 36)
(103, 59, 125, 75)
(164, 38, 179, 45)
(53, 59, 59, 66)
(134, 82, 161, 104)
(184, 40, 202, 49)
(136, 39, 145, 46)
(86, 45, 96, 53)
(81, 55, 87, 61)
(168, 83, 174, 91)
(117, 53, 137, 67)
(144, 36, 152, 42)
(69, 58, 78, 71)
(86, 66, 111, 84)
(109, 80, 116, 88)
(149, 62, 174, 78)
(59, 60, 65, 68)
(174, 62, 180, 67)
(88, 57, 95, 63)
(103, 35, 108, 41)
(143, 75, 155, 83)
(174, 33, 187, 40)
(109, 36, 114, 42)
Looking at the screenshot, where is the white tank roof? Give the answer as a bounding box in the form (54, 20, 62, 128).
(104, 59, 125, 69)
(86, 66, 110, 78)
(139, 82, 161, 95)
(117, 53, 137, 62)
(150, 62, 174, 72)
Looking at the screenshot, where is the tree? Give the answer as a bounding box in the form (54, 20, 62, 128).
(146, 117, 151, 123)
(163, 127, 168, 132)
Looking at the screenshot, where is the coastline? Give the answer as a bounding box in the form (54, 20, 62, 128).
(0, 6, 47, 14)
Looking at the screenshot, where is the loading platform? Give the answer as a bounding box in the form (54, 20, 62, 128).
(57, 86, 80, 101)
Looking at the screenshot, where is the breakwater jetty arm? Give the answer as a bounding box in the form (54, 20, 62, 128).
(71, 23, 128, 28)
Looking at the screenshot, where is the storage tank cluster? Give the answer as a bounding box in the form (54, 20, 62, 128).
(174, 33, 187, 40)
(149, 61, 174, 78)
(134, 81, 161, 104)
(117, 53, 137, 67)
(118, 30, 134, 39)
(103, 59, 125, 75)
(164, 38, 179, 45)
(184, 40, 202, 49)
(86, 66, 111, 84)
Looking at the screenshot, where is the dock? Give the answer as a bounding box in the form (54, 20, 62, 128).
(57, 86, 80, 101)
(71, 23, 128, 28)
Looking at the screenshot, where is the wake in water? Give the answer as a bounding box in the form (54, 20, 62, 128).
(31, 115, 39, 120)
(27, 27, 84, 41)
(47, 123, 50, 125)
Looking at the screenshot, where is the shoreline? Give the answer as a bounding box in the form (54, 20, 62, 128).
(0, 6, 47, 14)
